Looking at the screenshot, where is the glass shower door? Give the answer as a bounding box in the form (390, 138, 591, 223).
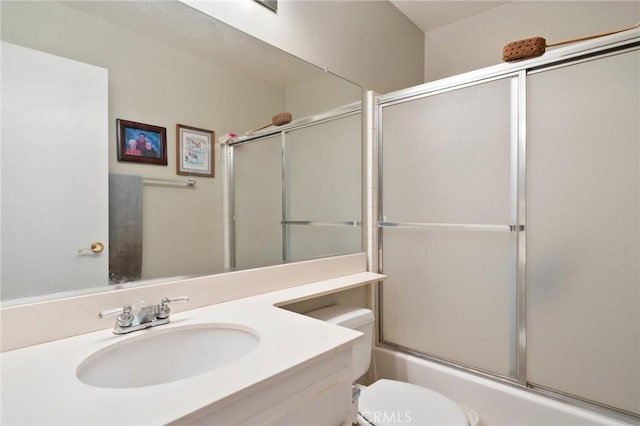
(232, 135, 283, 269)
(284, 113, 362, 262)
(379, 77, 519, 377)
(527, 50, 640, 415)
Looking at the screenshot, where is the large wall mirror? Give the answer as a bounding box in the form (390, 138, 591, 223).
(0, 1, 363, 305)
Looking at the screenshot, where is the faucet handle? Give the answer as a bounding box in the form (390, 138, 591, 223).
(98, 304, 134, 327)
(157, 296, 190, 319)
(163, 296, 190, 304)
(97, 307, 123, 319)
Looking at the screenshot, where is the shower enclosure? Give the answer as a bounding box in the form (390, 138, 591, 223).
(377, 32, 639, 419)
(227, 103, 362, 270)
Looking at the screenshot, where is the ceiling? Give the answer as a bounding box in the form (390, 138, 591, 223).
(389, 1, 510, 32)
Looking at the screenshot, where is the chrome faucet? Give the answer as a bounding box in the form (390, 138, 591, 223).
(98, 296, 189, 334)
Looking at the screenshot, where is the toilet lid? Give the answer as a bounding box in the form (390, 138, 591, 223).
(358, 379, 468, 426)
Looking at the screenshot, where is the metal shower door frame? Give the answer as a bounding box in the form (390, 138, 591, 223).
(374, 29, 640, 420)
(227, 102, 363, 269)
(376, 70, 526, 384)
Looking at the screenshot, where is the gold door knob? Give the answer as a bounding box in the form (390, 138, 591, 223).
(78, 242, 104, 254)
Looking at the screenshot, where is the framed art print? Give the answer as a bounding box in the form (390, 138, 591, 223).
(176, 124, 215, 177)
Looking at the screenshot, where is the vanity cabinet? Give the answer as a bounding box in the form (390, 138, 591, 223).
(181, 349, 353, 425)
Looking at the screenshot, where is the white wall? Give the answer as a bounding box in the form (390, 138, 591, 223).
(285, 72, 361, 118)
(182, 0, 425, 94)
(424, 1, 640, 81)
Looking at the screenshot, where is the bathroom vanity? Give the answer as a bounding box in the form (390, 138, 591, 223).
(1, 270, 383, 425)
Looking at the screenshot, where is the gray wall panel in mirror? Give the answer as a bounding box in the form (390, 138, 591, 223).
(0, 0, 362, 304)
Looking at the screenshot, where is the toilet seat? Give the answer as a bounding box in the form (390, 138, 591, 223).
(357, 379, 469, 426)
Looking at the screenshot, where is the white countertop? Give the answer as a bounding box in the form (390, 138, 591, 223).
(1, 272, 383, 425)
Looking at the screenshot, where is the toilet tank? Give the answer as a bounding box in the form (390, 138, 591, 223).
(305, 305, 374, 382)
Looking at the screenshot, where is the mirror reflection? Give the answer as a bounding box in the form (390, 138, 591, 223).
(232, 108, 362, 270)
(0, 0, 362, 304)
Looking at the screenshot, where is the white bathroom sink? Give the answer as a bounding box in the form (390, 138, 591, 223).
(76, 324, 259, 388)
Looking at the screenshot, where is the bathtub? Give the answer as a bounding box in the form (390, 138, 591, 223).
(373, 347, 637, 426)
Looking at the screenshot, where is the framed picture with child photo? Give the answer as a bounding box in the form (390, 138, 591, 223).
(116, 119, 167, 165)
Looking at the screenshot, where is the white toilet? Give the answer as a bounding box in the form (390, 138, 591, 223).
(305, 305, 479, 426)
